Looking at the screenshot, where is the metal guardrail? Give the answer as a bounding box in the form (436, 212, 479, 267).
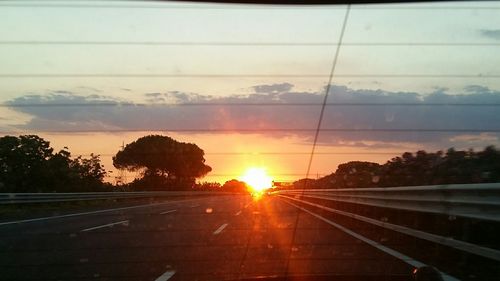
(276, 182, 500, 263)
(276, 183, 500, 222)
(0, 191, 230, 204)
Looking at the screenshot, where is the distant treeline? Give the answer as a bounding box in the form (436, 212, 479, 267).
(292, 146, 500, 189)
(195, 179, 249, 193)
(3, 134, 499, 193)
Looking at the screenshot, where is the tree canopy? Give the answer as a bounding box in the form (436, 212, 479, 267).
(293, 146, 500, 189)
(113, 135, 212, 190)
(221, 179, 248, 193)
(0, 135, 107, 192)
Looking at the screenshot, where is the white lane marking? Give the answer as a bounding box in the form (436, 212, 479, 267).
(281, 199, 460, 281)
(0, 197, 210, 227)
(244, 202, 252, 208)
(154, 270, 176, 281)
(81, 220, 129, 232)
(160, 209, 177, 215)
(282, 195, 500, 262)
(213, 223, 228, 235)
(190, 204, 200, 208)
(234, 210, 242, 216)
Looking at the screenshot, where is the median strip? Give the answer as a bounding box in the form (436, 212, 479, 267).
(81, 220, 129, 232)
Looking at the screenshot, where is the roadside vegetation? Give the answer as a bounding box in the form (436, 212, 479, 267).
(291, 146, 500, 189)
(0, 135, 109, 192)
(1, 134, 499, 192)
(0, 134, 246, 193)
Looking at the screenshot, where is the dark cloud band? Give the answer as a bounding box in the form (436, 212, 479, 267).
(4, 83, 500, 149)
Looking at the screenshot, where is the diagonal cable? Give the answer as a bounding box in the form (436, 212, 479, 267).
(283, 4, 351, 278)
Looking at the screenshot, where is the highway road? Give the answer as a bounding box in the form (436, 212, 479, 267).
(0, 194, 415, 281)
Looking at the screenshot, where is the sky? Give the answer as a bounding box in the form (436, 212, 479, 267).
(1, 0, 500, 184)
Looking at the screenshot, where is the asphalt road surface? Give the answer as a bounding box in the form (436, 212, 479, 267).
(0, 194, 414, 281)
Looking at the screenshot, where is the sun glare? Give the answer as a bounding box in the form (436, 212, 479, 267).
(239, 167, 273, 192)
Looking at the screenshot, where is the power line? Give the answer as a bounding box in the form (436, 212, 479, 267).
(1, 128, 499, 134)
(1, 41, 499, 46)
(204, 174, 325, 177)
(4, 102, 500, 107)
(75, 151, 412, 157)
(0, 3, 343, 9)
(0, 74, 498, 78)
(0, 3, 499, 10)
(101, 173, 325, 179)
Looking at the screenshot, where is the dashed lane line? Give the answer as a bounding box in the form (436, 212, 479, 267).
(154, 270, 176, 281)
(81, 220, 129, 232)
(160, 209, 177, 215)
(0, 197, 210, 227)
(213, 223, 228, 235)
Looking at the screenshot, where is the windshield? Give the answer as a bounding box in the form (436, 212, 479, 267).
(1, 1, 499, 281)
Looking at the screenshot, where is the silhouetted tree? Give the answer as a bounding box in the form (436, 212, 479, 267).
(0, 135, 107, 192)
(292, 178, 317, 189)
(331, 161, 381, 188)
(0, 135, 53, 192)
(221, 179, 248, 193)
(113, 135, 212, 190)
(69, 154, 107, 191)
(291, 146, 500, 189)
(195, 181, 222, 191)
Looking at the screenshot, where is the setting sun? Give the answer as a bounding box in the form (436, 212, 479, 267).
(239, 167, 273, 192)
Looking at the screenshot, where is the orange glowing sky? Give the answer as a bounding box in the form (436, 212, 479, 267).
(1, 1, 500, 185)
(31, 132, 421, 184)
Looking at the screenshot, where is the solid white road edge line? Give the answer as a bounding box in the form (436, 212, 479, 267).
(213, 223, 228, 235)
(81, 220, 129, 232)
(281, 199, 460, 281)
(154, 270, 176, 281)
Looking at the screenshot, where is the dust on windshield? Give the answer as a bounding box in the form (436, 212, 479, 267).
(1, 1, 499, 281)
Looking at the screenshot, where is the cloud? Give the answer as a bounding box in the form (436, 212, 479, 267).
(480, 29, 500, 40)
(4, 84, 500, 149)
(144, 91, 212, 104)
(449, 133, 498, 143)
(253, 83, 293, 94)
(319, 85, 500, 148)
(464, 85, 494, 94)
